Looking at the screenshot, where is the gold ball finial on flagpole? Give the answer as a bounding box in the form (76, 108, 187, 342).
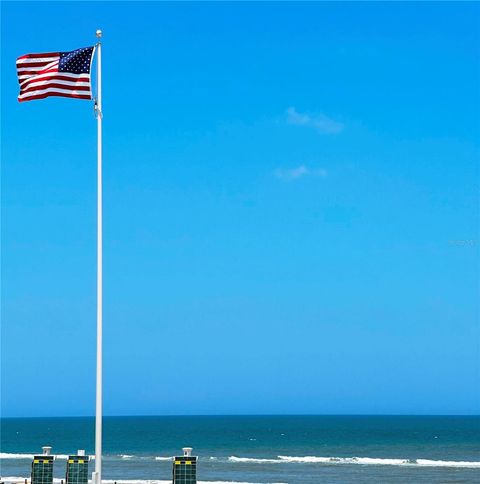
(96, 29, 102, 38)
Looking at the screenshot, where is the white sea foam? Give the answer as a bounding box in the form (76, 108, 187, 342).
(0, 453, 78, 460)
(0, 453, 35, 459)
(280, 456, 408, 465)
(2, 479, 286, 484)
(228, 455, 480, 468)
(3, 452, 478, 468)
(415, 459, 480, 468)
(229, 457, 280, 464)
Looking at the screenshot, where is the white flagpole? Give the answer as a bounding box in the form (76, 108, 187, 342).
(94, 28, 103, 484)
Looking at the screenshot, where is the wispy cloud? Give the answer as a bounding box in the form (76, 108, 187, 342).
(286, 107, 344, 134)
(275, 165, 328, 181)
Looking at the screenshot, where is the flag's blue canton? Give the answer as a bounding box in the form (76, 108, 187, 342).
(59, 47, 94, 74)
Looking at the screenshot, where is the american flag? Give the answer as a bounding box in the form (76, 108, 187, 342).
(16, 46, 95, 103)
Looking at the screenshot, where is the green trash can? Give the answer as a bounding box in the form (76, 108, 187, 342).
(172, 447, 197, 484)
(66, 452, 89, 484)
(31, 447, 54, 484)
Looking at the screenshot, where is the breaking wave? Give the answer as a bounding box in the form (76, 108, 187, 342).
(228, 455, 480, 468)
(118, 455, 171, 461)
(0, 453, 75, 460)
(0, 453, 36, 459)
(2, 479, 286, 484)
(3, 452, 478, 469)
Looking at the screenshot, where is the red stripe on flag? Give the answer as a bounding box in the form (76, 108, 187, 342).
(20, 83, 91, 95)
(16, 52, 60, 61)
(17, 67, 59, 77)
(20, 73, 89, 88)
(18, 91, 92, 103)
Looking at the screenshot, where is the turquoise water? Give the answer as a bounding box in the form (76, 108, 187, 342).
(1, 416, 479, 483)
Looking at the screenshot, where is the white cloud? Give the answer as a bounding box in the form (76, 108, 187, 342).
(286, 107, 344, 134)
(275, 165, 328, 181)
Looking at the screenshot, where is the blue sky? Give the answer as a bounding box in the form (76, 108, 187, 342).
(1, 2, 479, 417)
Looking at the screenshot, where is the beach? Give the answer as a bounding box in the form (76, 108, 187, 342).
(2, 416, 479, 483)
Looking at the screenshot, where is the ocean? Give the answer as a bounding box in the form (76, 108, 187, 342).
(1, 416, 479, 483)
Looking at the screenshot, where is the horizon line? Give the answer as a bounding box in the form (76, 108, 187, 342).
(2, 413, 479, 419)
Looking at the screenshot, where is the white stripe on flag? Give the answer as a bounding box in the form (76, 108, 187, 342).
(17, 61, 59, 73)
(21, 79, 91, 90)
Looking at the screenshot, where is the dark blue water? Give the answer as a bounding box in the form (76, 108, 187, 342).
(1, 416, 479, 483)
